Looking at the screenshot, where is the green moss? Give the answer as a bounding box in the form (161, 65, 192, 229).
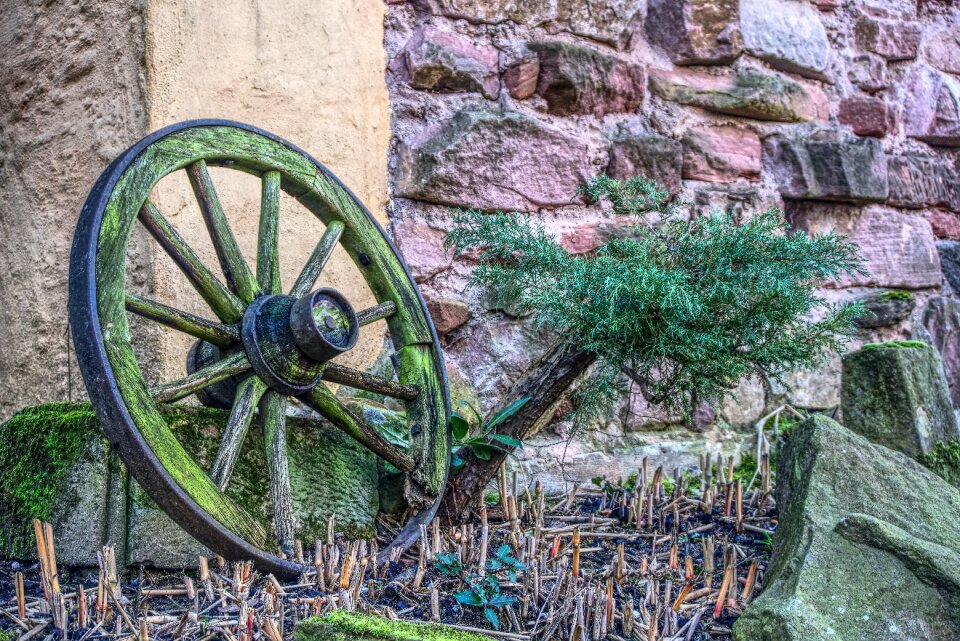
(861, 340, 929, 350)
(921, 440, 960, 488)
(879, 289, 913, 301)
(296, 612, 494, 641)
(0, 629, 14, 641)
(0, 403, 100, 557)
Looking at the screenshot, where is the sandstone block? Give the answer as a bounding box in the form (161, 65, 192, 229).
(786, 203, 941, 289)
(404, 26, 499, 99)
(558, 223, 602, 255)
(938, 240, 960, 293)
(681, 125, 760, 182)
(0, 404, 379, 568)
(426, 0, 553, 26)
(425, 297, 472, 335)
(606, 122, 682, 192)
(740, 0, 830, 79)
(919, 296, 960, 408)
(502, 53, 538, 100)
(838, 96, 893, 138)
(925, 27, 960, 75)
(531, 41, 645, 117)
(903, 65, 960, 147)
(781, 355, 842, 410)
(734, 415, 960, 640)
(853, 290, 915, 329)
(842, 342, 959, 458)
(886, 154, 960, 211)
(649, 68, 828, 122)
(396, 108, 595, 210)
(392, 219, 452, 282)
(719, 375, 766, 427)
(926, 210, 960, 240)
(856, 15, 921, 61)
(645, 0, 743, 65)
(764, 135, 888, 203)
(847, 53, 889, 92)
(555, 0, 644, 50)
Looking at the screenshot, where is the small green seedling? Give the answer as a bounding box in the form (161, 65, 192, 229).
(453, 574, 517, 630)
(485, 544, 526, 582)
(435, 552, 463, 576)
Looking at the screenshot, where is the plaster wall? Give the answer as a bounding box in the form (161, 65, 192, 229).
(0, 0, 392, 417)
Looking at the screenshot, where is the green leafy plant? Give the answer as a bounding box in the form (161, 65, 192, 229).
(485, 544, 526, 582)
(445, 175, 867, 425)
(451, 398, 529, 468)
(435, 551, 463, 576)
(453, 575, 517, 630)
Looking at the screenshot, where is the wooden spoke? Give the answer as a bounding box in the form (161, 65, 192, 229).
(289, 220, 345, 298)
(125, 293, 240, 348)
(210, 376, 269, 491)
(139, 200, 247, 323)
(187, 160, 261, 303)
(149, 351, 250, 403)
(301, 383, 415, 473)
(322, 363, 418, 401)
(257, 170, 282, 295)
(356, 301, 397, 327)
(261, 391, 296, 554)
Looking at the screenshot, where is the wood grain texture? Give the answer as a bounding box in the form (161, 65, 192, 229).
(125, 293, 239, 347)
(301, 383, 416, 473)
(260, 391, 296, 553)
(322, 362, 418, 401)
(138, 200, 246, 323)
(289, 220, 344, 298)
(211, 375, 269, 491)
(187, 160, 261, 303)
(356, 301, 396, 326)
(257, 170, 282, 295)
(149, 351, 250, 403)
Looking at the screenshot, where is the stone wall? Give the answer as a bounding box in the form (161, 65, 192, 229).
(382, 0, 960, 487)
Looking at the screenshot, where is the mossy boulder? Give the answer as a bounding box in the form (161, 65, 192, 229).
(0, 402, 380, 567)
(295, 612, 494, 641)
(735, 415, 960, 641)
(841, 341, 959, 458)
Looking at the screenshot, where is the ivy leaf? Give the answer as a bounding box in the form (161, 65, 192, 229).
(488, 594, 517, 608)
(484, 607, 501, 630)
(454, 590, 483, 607)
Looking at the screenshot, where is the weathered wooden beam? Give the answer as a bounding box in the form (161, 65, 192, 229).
(322, 363, 418, 401)
(187, 160, 261, 303)
(149, 351, 250, 403)
(301, 383, 416, 473)
(211, 376, 269, 490)
(261, 391, 296, 554)
(257, 170, 283, 295)
(138, 200, 246, 323)
(290, 220, 345, 298)
(125, 293, 239, 347)
(356, 301, 397, 327)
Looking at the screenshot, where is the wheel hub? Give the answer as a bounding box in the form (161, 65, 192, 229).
(240, 287, 359, 396)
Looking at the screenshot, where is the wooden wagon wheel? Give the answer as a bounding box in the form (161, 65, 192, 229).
(69, 120, 450, 577)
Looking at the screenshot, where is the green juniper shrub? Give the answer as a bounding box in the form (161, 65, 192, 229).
(445, 175, 867, 426)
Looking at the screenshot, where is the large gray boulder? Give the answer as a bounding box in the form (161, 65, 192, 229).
(841, 341, 959, 458)
(735, 415, 960, 641)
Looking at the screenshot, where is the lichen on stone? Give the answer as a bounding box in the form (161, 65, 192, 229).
(295, 611, 495, 641)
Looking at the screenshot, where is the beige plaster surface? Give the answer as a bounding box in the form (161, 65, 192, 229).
(0, 0, 392, 417)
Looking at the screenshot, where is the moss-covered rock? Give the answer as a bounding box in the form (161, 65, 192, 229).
(295, 612, 494, 641)
(734, 415, 960, 641)
(841, 342, 959, 458)
(0, 402, 380, 567)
